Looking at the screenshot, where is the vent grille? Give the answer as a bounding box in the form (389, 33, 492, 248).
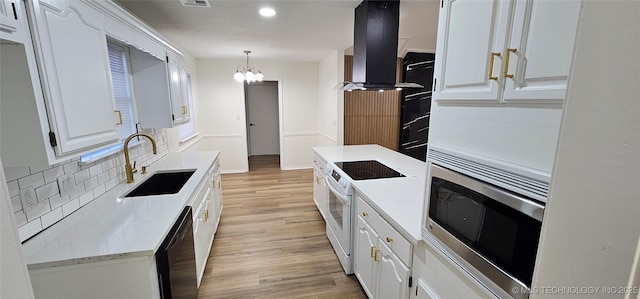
(179, 0, 211, 8)
(429, 149, 549, 202)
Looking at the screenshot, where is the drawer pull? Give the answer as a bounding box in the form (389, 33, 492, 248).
(374, 249, 380, 262)
(362, 212, 368, 217)
(370, 245, 376, 258)
(386, 237, 393, 243)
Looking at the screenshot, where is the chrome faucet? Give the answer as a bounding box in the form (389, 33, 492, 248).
(124, 133, 157, 183)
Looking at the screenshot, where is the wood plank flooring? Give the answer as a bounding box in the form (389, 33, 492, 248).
(197, 155, 366, 298)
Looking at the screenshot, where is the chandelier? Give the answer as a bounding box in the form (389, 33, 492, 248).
(234, 50, 264, 83)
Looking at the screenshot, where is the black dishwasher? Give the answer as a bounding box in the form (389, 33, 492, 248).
(156, 206, 198, 298)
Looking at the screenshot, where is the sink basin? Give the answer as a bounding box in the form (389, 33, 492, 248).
(125, 170, 196, 197)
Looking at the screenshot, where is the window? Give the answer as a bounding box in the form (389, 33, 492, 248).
(178, 74, 197, 142)
(80, 41, 137, 163)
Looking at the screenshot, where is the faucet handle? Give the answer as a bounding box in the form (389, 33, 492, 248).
(132, 161, 138, 173)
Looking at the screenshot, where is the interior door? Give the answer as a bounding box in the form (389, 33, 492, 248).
(245, 81, 279, 156)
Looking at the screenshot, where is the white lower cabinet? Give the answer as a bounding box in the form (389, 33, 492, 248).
(192, 159, 222, 287)
(355, 194, 412, 299)
(312, 153, 328, 220)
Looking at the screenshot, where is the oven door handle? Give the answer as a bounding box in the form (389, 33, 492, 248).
(325, 177, 351, 206)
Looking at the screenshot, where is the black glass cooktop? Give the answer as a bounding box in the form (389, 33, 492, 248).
(334, 160, 405, 180)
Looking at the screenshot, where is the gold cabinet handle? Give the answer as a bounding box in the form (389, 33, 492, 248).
(370, 245, 376, 258)
(182, 105, 188, 115)
(374, 249, 380, 261)
(362, 212, 368, 217)
(115, 110, 123, 125)
(204, 210, 209, 222)
(503, 48, 517, 78)
(488, 52, 501, 81)
(386, 237, 393, 243)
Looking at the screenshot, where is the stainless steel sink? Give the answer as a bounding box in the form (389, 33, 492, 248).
(124, 170, 196, 197)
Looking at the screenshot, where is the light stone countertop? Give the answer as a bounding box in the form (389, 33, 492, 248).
(312, 145, 427, 243)
(22, 151, 220, 270)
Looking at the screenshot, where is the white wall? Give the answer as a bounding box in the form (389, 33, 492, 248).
(532, 2, 640, 298)
(318, 50, 344, 146)
(398, 0, 440, 55)
(191, 58, 319, 171)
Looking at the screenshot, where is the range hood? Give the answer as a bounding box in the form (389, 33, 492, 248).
(339, 0, 423, 91)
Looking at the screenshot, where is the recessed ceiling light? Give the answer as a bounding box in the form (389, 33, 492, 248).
(259, 7, 276, 17)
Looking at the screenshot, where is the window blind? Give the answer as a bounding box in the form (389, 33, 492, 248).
(107, 42, 136, 141)
(178, 74, 197, 141)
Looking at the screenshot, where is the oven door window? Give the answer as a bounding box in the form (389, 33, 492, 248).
(329, 192, 343, 230)
(429, 177, 542, 286)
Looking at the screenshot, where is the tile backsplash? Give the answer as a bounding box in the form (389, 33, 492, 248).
(5, 129, 169, 242)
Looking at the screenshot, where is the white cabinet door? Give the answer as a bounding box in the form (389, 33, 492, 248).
(433, 0, 510, 102)
(0, 0, 20, 35)
(32, 0, 120, 155)
(376, 241, 411, 299)
(167, 51, 189, 125)
(355, 215, 378, 298)
(193, 192, 208, 287)
(502, 0, 581, 102)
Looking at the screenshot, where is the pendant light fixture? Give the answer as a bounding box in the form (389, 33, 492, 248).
(234, 50, 264, 83)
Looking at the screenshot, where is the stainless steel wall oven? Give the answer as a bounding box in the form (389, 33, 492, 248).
(424, 163, 545, 299)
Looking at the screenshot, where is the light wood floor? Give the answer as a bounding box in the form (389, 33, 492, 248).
(197, 155, 366, 298)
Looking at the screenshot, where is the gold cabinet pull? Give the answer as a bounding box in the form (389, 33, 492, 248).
(182, 105, 188, 115)
(370, 245, 376, 258)
(488, 52, 501, 81)
(115, 110, 123, 125)
(374, 249, 380, 261)
(503, 48, 517, 78)
(386, 237, 393, 243)
(204, 210, 209, 222)
(362, 212, 368, 217)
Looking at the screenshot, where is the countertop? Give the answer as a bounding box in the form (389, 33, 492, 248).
(312, 145, 427, 243)
(22, 151, 220, 270)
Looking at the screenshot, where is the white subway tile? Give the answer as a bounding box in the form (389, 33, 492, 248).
(11, 195, 22, 212)
(7, 180, 19, 197)
(24, 199, 51, 222)
(69, 183, 86, 200)
(105, 178, 117, 191)
(18, 219, 42, 242)
(93, 184, 106, 198)
(74, 169, 90, 184)
(36, 182, 59, 201)
(89, 164, 103, 177)
(62, 198, 80, 216)
(18, 172, 45, 189)
(97, 172, 109, 185)
(102, 159, 115, 171)
(4, 167, 30, 181)
(84, 177, 99, 191)
(49, 193, 70, 210)
(43, 166, 64, 184)
(41, 208, 63, 228)
(108, 168, 118, 180)
(30, 164, 50, 174)
(14, 211, 27, 227)
(63, 161, 79, 174)
(78, 191, 94, 206)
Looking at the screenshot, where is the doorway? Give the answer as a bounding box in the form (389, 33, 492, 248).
(244, 81, 281, 170)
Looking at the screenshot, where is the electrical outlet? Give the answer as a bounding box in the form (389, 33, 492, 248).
(57, 175, 74, 196)
(20, 187, 37, 208)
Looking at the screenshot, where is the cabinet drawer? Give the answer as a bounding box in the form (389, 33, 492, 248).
(313, 153, 327, 171)
(356, 195, 412, 266)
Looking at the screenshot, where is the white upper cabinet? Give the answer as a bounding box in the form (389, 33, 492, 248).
(30, 0, 120, 155)
(432, 0, 510, 102)
(502, 0, 581, 102)
(0, 0, 22, 40)
(167, 50, 190, 125)
(433, 0, 581, 103)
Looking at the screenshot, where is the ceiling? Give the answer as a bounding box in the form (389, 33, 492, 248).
(114, 0, 437, 62)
